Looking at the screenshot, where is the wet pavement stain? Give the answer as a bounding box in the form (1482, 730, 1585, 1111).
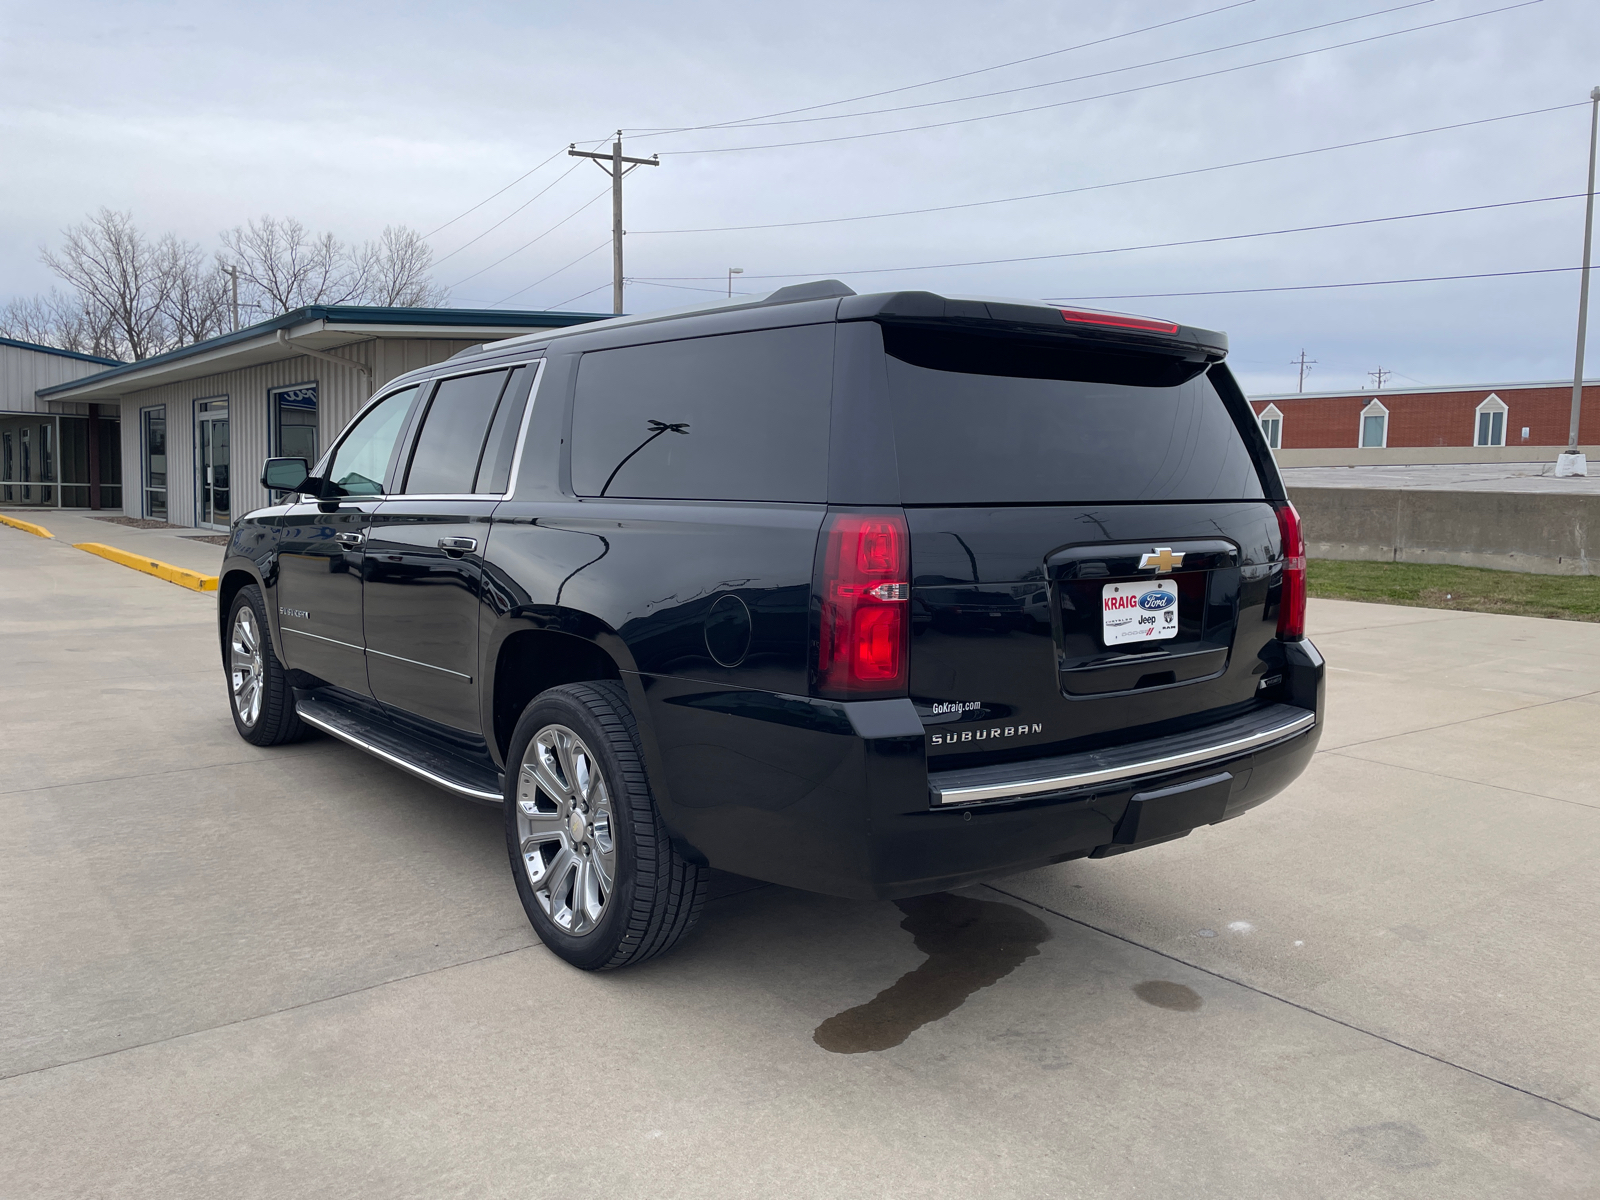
(813, 892, 1050, 1054)
(1132, 980, 1203, 1011)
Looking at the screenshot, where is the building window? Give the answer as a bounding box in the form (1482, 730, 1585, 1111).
(142, 406, 167, 520)
(1475, 393, 1507, 447)
(1359, 399, 1388, 448)
(1258, 404, 1284, 450)
(271, 383, 318, 462)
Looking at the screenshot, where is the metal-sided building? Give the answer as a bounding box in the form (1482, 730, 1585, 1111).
(32, 307, 603, 529)
(1, 337, 124, 508)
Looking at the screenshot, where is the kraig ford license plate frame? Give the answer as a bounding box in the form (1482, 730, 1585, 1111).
(1101, 579, 1179, 646)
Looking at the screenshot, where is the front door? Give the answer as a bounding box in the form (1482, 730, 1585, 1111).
(197, 401, 230, 529)
(274, 385, 420, 696)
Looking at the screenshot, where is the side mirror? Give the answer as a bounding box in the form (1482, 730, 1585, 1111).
(261, 457, 311, 494)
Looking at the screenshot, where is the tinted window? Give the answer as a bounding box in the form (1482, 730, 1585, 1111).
(882, 326, 1263, 504)
(571, 326, 832, 501)
(325, 387, 417, 496)
(476, 365, 531, 494)
(403, 370, 509, 495)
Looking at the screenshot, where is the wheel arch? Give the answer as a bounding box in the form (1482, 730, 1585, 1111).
(217, 564, 280, 663)
(485, 615, 636, 766)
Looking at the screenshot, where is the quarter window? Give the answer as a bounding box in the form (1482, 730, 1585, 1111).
(324, 387, 418, 497)
(570, 325, 833, 502)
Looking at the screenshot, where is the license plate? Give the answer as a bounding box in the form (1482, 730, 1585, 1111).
(1102, 579, 1179, 646)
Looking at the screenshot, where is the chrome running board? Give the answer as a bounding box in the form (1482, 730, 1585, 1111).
(296, 694, 504, 805)
(928, 703, 1315, 807)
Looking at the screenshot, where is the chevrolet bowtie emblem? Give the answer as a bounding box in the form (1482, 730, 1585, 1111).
(1139, 547, 1184, 573)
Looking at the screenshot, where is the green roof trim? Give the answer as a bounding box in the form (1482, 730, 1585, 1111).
(0, 335, 122, 366)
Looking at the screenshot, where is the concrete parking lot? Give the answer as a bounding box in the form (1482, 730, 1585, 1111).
(3, 524, 1598, 1198)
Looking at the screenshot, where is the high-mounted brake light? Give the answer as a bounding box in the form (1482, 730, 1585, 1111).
(1058, 308, 1180, 335)
(815, 511, 911, 697)
(1274, 501, 1307, 641)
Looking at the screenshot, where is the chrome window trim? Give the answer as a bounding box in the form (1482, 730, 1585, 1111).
(501, 358, 545, 498)
(929, 707, 1316, 807)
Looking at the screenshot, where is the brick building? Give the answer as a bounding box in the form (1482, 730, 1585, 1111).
(1247, 380, 1599, 466)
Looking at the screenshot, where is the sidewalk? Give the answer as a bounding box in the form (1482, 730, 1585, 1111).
(0, 509, 227, 577)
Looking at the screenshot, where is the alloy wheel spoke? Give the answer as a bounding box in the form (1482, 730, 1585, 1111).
(575, 854, 602, 929)
(554, 735, 584, 809)
(529, 743, 574, 809)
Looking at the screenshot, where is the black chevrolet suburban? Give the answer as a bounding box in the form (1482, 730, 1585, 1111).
(220, 280, 1323, 970)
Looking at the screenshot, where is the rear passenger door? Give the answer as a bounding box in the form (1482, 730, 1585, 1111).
(363, 363, 536, 732)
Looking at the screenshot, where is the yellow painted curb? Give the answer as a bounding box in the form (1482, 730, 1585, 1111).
(0, 512, 53, 539)
(72, 543, 220, 592)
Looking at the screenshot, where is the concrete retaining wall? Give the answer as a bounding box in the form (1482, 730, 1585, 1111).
(1292, 487, 1597, 575)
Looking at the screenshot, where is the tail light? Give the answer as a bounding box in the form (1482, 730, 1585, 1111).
(815, 511, 910, 698)
(1274, 501, 1307, 640)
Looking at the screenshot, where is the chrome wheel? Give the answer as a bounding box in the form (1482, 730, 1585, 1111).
(517, 724, 617, 936)
(230, 605, 264, 728)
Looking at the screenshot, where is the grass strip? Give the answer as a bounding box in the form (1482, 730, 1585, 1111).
(1308, 559, 1600, 622)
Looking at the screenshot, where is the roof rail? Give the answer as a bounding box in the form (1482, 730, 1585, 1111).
(489, 279, 859, 352)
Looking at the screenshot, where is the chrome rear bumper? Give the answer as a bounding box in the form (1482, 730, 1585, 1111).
(927, 703, 1316, 807)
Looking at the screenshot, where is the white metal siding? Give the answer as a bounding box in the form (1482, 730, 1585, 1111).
(115, 338, 481, 525)
(1, 344, 118, 414)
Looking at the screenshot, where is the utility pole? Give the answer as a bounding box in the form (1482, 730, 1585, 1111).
(227, 264, 240, 332)
(570, 132, 659, 315)
(1368, 367, 1392, 391)
(1560, 85, 1600, 477)
(1292, 349, 1317, 393)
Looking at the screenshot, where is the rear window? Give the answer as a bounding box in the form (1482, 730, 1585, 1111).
(882, 325, 1264, 505)
(570, 326, 832, 502)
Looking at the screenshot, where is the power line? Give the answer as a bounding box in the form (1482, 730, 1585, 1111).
(426, 2, 1263, 244)
(657, 1, 1543, 155)
(633, 102, 1587, 235)
(486, 239, 612, 307)
(433, 155, 593, 266)
(632, 192, 1586, 282)
(548, 281, 615, 310)
(1048, 265, 1584, 302)
(445, 187, 612, 289)
(651, 0, 1437, 135)
(422, 145, 570, 239)
(627, 0, 1262, 135)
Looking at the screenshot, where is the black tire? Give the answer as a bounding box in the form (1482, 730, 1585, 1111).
(225, 584, 307, 746)
(504, 681, 707, 970)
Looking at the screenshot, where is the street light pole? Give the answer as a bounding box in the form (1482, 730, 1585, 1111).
(727, 266, 743, 298)
(1560, 86, 1600, 478)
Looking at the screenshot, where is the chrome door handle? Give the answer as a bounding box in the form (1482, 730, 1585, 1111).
(438, 536, 478, 556)
(335, 531, 365, 547)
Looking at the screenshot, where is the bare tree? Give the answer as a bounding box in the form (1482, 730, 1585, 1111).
(219, 216, 362, 315)
(156, 235, 231, 345)
(8, 210, 450, 361)
(354, 226, 449, 307)
(41, 208, 168, 361)
(0, 291, 119, 358)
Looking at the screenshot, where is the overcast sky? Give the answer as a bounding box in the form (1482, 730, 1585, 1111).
(2, 0, 1596, 393)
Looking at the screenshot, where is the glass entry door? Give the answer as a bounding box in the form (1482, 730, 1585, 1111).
(197, 400, 230, 528)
